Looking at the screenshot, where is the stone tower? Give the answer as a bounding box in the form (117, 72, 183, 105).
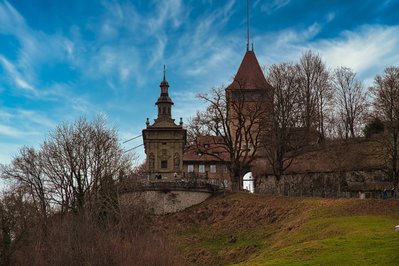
(142, 66, 186, 179)
(225, 48, 273, 146)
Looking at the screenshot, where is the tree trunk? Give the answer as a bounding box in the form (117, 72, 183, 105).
(231, 170, 242, 192)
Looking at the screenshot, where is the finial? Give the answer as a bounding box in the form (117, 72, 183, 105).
(252, 42, 254, 51)
(246, 0, 250, 51)
(163, 64, 166, 81)
(179, 117, 183, 126)
(146, 117, 150, 127)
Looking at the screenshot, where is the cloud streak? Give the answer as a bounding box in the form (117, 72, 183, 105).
(0, 0, 398, 165)
(261, 0, 290, 14)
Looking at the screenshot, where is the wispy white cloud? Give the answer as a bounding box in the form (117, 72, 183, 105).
(275, 23, 321, 46)
(15, 77, 35, 91)
(170, 90, 205, 120)
(0, 124, 38, 138)
(315, 25, 399, 74)
(0, 1, 26, 34)
(15, 109, 56, 129)
(0, 111, 12, 119)
(0, 1, 73, 98)
(326, 12, 336, 23)
(147, 0, 185, 32)
(253, 24, 399, 83)
(0, 55, 36, 93)
(261, 0, 290, 14)
(1, 0, 398, 167)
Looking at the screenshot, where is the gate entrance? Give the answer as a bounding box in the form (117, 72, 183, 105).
(243, 172, 254, 193)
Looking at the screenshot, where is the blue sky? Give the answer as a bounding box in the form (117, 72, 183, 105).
(1, 0, 399, 165)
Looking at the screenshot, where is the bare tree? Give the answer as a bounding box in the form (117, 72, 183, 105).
(186, 111, 211, 145)
(332, 66, 368, 139)
(371, 66, 399, 187)
(1, 116, 134, 217)
(191, 85, 267, 191)
(1, 147, 50, 236)
(40, 116, 132, 215)
(296, 51, 330, 140)
(0, 188, 38, 265)
(262, 63, 302, 191)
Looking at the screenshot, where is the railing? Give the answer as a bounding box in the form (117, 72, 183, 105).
(119, 177, 226, 194)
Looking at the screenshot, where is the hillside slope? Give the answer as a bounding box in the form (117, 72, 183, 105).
(154, 193, 399, 265)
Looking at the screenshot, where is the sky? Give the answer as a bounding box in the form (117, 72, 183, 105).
(0, 0, 399, 165)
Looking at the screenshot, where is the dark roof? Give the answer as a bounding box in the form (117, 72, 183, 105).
(226, 50, 272, 91)
(156, 75, 173, 105)
(183, 136, 230, 162)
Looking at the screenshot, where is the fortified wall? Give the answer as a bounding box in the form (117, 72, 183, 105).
(256, 169, 391, 198)
(254, 138, 396, 198)
(119, 179, 221, 214)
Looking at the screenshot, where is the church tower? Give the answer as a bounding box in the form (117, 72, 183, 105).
(142, 66, 187, 179)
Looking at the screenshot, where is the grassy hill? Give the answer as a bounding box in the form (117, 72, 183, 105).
(154, 193, 399, 265)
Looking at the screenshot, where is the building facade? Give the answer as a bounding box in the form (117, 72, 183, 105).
(142, 68, 187, 179)
(183, 136, 230, 181)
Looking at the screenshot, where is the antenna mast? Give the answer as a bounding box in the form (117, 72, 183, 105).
(246, 0, 250, 51)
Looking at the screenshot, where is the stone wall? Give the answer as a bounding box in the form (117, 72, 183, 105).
(119, 190, 212, 215)
(255, 169, 394, 198)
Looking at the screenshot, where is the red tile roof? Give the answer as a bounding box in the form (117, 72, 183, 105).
(226, 50, 272, 91)
(183, 136, 230, 162)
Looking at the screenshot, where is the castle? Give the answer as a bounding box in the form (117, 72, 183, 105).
(139, 46, 394, 199)
(142, 46, 269, 189)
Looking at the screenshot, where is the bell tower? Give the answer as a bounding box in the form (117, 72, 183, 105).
(155, 65, 174, 121)
(142, 66, 187, 179)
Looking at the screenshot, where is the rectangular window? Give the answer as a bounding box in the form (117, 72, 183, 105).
(187, 165, 194, 172)
(210, 165, 216, 173)
(161, 160, 167, 168)
(199, 165, 205, 173)
(224, 166, 228, 173)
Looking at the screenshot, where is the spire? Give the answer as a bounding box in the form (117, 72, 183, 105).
(226, 50, 272, 91)
(246, 0, 250, 51)
(156, 65, 173, 109)
(160, 64, 169, 90)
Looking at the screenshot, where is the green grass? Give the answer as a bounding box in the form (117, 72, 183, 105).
(160, 194, 399, 265)
(236, 216, 399, 266)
